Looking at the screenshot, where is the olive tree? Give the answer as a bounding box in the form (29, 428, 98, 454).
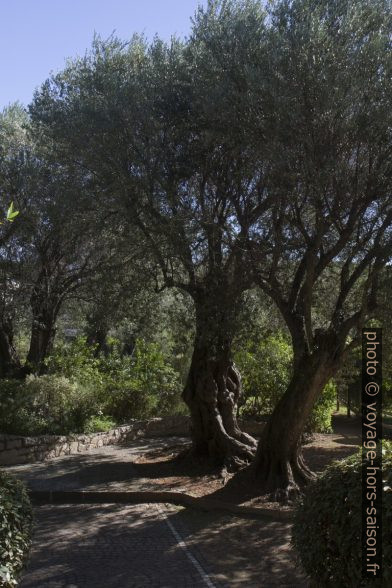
(0, 105, 28, 376)
(23, 164, 126, 374)
(30, 1, 273, 466)
(248, 0, 392, 499)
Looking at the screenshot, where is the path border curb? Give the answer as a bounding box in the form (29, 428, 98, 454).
(29, 490, 293, 521)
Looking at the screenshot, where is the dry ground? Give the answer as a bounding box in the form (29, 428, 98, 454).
(133, 414, 362, 510)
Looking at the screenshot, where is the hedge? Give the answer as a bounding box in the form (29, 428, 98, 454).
(0, 471, 33, 587)
(292, 441, 392, 587)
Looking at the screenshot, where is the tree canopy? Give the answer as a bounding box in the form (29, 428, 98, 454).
(1, 0, 391, 492)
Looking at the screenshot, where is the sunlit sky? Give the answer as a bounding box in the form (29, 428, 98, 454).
(0, 0, 206, 109)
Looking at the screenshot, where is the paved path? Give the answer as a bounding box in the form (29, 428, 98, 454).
(19, 504, 216, 588)
(10, 439, 221, 588)
(7, 438, 187, 493)
(7, 438, 307, 588)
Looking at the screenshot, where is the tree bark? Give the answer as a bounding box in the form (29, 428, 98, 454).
(25, 269, 62, 374)
(347, 387, 351, 417)
(0, 317, 21, 378)
(182, 292, 256, 469)
(252, 347, 336, 501)
(26, 314, 57, 374)
(86, 328, 109, 356)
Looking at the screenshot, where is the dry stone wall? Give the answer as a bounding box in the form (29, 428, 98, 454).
(0, 416, 264, 466)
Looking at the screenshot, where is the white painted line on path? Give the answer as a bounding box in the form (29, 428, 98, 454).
(155, 503, 217, 588)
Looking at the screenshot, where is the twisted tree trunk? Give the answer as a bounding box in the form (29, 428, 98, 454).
(182, 292, 256, 469)
(252, 345, 336, 501)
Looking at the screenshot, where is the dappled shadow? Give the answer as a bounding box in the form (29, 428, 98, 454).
(331, 414, 361, 435)
(131, 431, 363, 508)
(20, 501, 308, 588)
(168, 507, 309, 587)
(7, 452, 138, 491)
(330, 436, 361, 446)
(131, 450, 226, 496)
(4, 426, 366, 586)
(5, 437, 191, 492)
(194, 465, 259, 503)
(303, 444, 359, 473)
(20, 504, 214, 588)
(133, 453, 219, 480)
(5, 428, 366, 514)
(330, 413, 392, 439)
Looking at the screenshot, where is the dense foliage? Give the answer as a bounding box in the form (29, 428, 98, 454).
(0, 338, 183, 436)
(0, 376, 84, 436)
(0, 472, 33, 587)
(305, 380, 336, 434)
(235, 333, 336, 432)
(235, 333, 292, 418)
(0, 329, 336, 436)
(292, 442, 392, 587)
(0, 0, 391, 486)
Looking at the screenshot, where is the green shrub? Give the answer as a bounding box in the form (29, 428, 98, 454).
(235, 333, 292, 418)
(235, 333, 336, 433)
(83, 414, 116, 433)
(49, 336, 183, 423)
(0, 337, 183, 436)
(0, 380, 42, 436)
(0, 471, 33, 587)
(46, 337, 106, 399)
(305, 379, 336, 434)
(0, 375, 101, 436)
(292, 441, 392, 587)
(102, 339, 182, 422)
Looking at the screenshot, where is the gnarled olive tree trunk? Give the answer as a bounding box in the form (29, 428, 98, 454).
(252, 339, 337, 500)
(182, 291, 256, 469)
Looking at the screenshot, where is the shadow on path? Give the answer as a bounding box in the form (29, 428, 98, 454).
(20, 504, 219, 588)
(8, 436, 308, 587)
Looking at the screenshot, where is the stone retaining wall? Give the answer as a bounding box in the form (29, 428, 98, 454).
(0, 416, 264, 466)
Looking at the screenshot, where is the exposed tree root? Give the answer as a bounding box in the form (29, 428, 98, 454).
(174, 430, 256, 474)
(29, 489, 293, 520)
(252, 450, 316, 504)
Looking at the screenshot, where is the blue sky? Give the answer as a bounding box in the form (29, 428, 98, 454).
(0, 0, 206, 109)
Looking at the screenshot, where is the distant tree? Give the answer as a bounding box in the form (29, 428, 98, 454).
(23, 170, 123, 374)
(81, 242, 153, 356)
(0, 105, 28, 376)
(1, 104, 125, 375)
